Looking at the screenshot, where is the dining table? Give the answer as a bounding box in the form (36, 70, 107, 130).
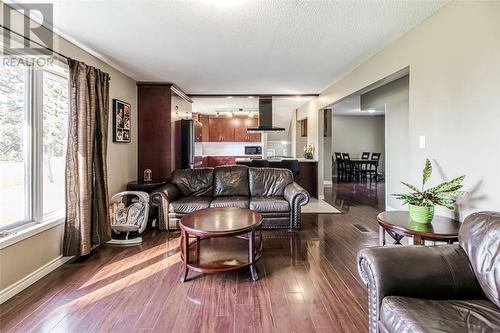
(349, 158, 379, 181)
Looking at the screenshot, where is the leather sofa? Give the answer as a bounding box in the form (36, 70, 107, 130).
(357, 211, 500, 333)
(151, 165, 310, 231)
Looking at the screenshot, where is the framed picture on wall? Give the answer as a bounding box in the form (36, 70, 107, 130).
(113, 99, 131, 143)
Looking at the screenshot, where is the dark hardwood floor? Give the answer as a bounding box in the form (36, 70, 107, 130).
(0, 182, 384, 333)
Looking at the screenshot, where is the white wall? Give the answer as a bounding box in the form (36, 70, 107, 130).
(361, 76, 409, 209)
(331, 115, 385, 169)
(296, 1, 500, 218)
(323, 109, 332, 182)
(0, 7, 137, 298)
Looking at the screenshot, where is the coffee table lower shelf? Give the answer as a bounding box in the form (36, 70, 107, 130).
(180, 233, 263, 282)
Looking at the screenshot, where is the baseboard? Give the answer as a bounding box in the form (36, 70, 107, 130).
(318, 194, 325, 200)
(0, 255, 73, 304)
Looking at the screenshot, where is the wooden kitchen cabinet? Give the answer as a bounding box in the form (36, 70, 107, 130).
(232, 116, 261, 142)
(208, 117, 224, 142)
(205, 116, 259, 142)
(206, 156, 236, 167)
(222, 118, 235, 142)
(199, 115, 210, 142)
(233, 117, 247, 142)
(246, 117, 261, 142)
(194, 120, 202, 142)
(137, 83, 192, 179)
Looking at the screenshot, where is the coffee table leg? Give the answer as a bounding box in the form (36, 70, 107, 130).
(378, 226, 386, 246)
(181, 231, 190, 282)
(248, 230, 258, 281)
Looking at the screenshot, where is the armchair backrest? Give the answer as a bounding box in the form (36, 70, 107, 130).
(459, 211, 500, 307)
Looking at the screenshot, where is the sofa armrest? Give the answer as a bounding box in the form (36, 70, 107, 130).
(151, 183, 181, 231)
(284, 182, 310, 229)
(357, 245, 484, 333)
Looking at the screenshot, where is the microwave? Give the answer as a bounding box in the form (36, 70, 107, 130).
(245, 146, 262, 155)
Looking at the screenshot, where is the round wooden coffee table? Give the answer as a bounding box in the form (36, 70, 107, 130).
(377, 211, 461, 246)
(179, 207, 263, 282)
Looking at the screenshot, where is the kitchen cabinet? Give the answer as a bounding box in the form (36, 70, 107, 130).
(205, 116, 260, 142)
(208, 117, 224, 142)
(231, 116, 261, 142)
(194, 120, 202, 142)
(199, 115, 210, 142)
(208, 117, 235, 142)
(233, 117, 247, 142)
(206, 156, 236, 167)
(246, 117, 261, 142)
(222, 118, 235, 142)
(137, 83, 192, 179)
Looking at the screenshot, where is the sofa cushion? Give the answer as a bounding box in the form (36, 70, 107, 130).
(172, 168, 213, 197)
(380, 296, 500, 333)
(249, 167, 293, 197)
(213, 165, 249, 197)
(250, 197, 290, 213)
(210, 196, 249, 209)
(459, 211, 500, 307)
(168, 197, 211, 214)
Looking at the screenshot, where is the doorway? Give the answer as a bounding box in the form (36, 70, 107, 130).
(321, 75, 409, 211)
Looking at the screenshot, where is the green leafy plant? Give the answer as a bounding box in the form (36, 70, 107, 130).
(393, 159, 466, 209)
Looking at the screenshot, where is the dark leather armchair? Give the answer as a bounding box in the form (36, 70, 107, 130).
(357, 211, 500, 333)
(152, 165, 309, 231)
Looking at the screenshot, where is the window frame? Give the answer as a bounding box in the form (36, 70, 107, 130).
(0, 62, 69, 232)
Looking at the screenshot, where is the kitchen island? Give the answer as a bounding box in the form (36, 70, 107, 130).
(235, 157, 318, 197)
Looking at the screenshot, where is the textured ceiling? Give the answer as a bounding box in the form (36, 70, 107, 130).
(21, 0, 446, 94)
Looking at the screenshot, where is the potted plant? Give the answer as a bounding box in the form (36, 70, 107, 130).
(303, 144, 314, 159)
(393, 159, 466, 224)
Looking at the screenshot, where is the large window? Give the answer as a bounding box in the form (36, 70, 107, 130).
(0, 62, 68, 231)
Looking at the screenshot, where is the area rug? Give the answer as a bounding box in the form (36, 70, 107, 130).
(302, 198, 342, 214)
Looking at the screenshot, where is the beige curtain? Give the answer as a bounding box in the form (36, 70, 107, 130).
(63, 58, 111, 256)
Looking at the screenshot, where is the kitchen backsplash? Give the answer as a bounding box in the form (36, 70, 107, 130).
(200, 142, 262, 156)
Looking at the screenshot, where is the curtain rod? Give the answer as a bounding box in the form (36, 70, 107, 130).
(1, 24, 69, 61)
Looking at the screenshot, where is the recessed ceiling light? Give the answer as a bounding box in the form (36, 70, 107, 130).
(227, 96, 232, 99)
(248, 96, 254, 99)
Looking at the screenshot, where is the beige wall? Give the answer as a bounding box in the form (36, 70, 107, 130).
(296, 1, 500, 218)
(361, 76, 409, 208)
(295, 116, 308, 157)
(0, 7, 137, 296)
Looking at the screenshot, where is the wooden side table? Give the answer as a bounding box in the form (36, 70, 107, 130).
(377, 211, 461, 246)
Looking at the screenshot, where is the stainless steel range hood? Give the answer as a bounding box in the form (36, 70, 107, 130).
(247, 98, 285, 133)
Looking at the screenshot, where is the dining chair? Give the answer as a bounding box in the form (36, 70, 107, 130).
(368, 153, 381, 182)
(334, 152, 344, 181)
(357, 151, 372, 182)
(280, 159, 300, 178)
(251, 159, 270, 167)
(342, 153, 354, 182)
